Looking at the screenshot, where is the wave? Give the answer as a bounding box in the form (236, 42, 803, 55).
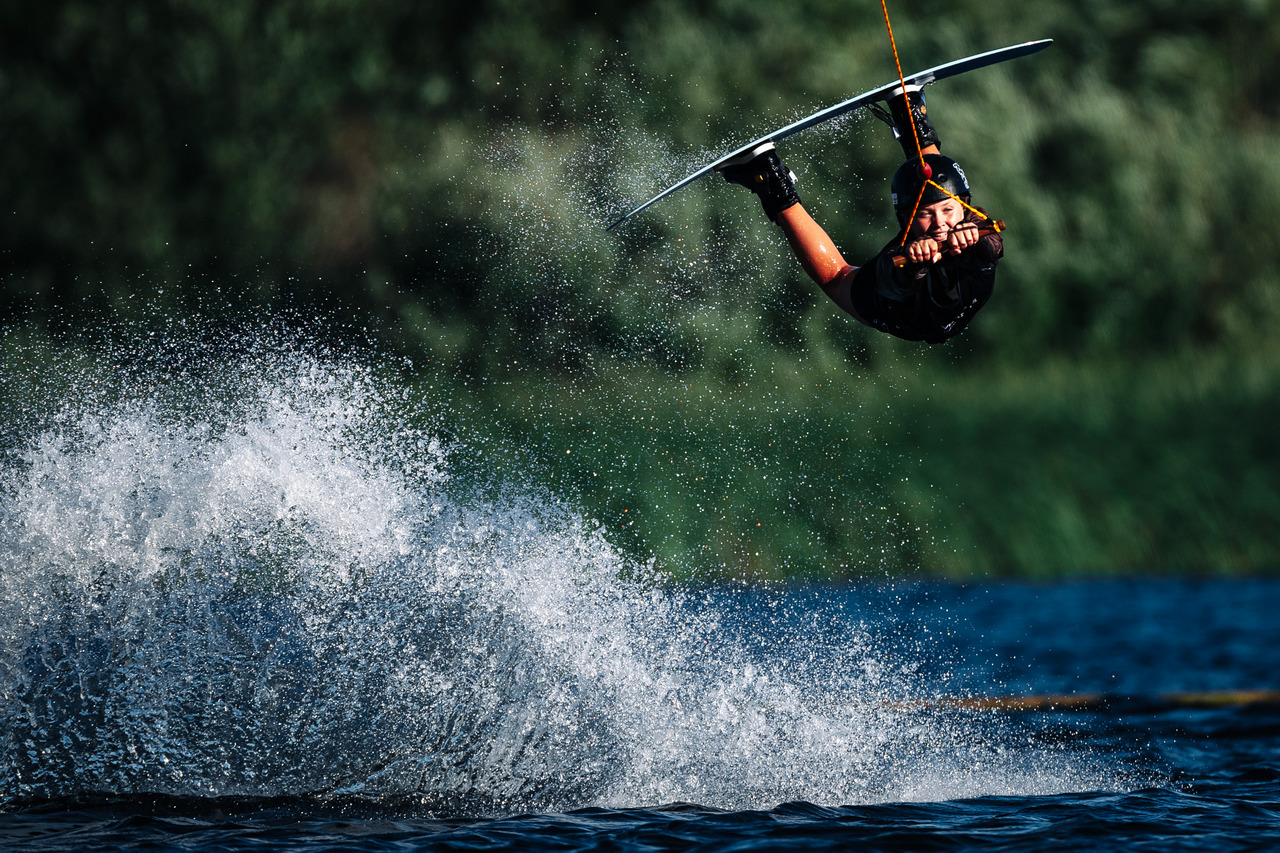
(0, 331, 1119, 814)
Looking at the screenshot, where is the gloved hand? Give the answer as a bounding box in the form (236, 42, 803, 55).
(719, 142, 801, 222)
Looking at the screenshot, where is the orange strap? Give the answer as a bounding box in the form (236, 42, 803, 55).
(879, 0, 998, 244)
(929, 183, 1002, 229)
(880, 0, 925, 246)
(879, 0, 923, 165)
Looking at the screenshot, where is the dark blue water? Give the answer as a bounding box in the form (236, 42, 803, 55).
(1, 352, 1277, 851)
(4, 579, 1277, 851)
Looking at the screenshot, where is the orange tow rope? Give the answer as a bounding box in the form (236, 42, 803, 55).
(879, 0, 927, 245)
(878, 0, 1000, 244)
(879, 0, 924, 165)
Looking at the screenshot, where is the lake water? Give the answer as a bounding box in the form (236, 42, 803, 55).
(4, 580, 1278, 851)
(1, 349, 1277, 851)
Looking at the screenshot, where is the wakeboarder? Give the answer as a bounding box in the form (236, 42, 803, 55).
(721, 88, 1003, 344)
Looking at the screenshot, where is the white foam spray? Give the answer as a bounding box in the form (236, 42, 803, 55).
(0, 334, 1120, 814)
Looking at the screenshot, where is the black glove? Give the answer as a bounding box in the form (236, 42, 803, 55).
(719, 143, 801, 222)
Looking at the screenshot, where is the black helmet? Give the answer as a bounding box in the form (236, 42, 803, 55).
(891, 154, 971, 225)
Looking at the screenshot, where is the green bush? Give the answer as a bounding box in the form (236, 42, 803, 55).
(5, 0, 1279, 578)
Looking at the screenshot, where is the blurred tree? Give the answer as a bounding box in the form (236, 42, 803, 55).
(2, 0, 1279, 367)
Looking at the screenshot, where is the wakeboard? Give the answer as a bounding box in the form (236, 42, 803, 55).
(606, 39, 1052, 231)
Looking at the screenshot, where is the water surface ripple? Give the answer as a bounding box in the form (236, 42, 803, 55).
(1, 350, 1276, 850)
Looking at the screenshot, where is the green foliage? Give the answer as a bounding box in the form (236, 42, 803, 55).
(4, 0, 1280, 577)
(7, 0, 1278, 355)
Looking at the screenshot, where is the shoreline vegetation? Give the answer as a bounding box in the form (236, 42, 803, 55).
(4, 1, 1279, 579)
(431, 341, 1280, 581)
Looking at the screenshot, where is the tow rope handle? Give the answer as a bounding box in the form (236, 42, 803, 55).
(890, 220, 1005, 268)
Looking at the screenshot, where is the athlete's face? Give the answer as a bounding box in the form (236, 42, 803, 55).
(909, 198, 965, 239)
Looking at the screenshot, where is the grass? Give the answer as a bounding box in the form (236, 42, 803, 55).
(5, 315, 1277, 583)
(432, 341, 1280, 581)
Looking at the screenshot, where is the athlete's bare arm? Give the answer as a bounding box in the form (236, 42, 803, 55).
(775, 204, 865, 324)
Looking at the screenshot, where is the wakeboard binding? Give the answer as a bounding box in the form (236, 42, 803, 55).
(719, 142, 802, 222)
(868, 85, 941, 158)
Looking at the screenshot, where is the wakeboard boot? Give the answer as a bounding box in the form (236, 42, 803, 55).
(719, 142, 801, 222)
(870, 85, 941, 159)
